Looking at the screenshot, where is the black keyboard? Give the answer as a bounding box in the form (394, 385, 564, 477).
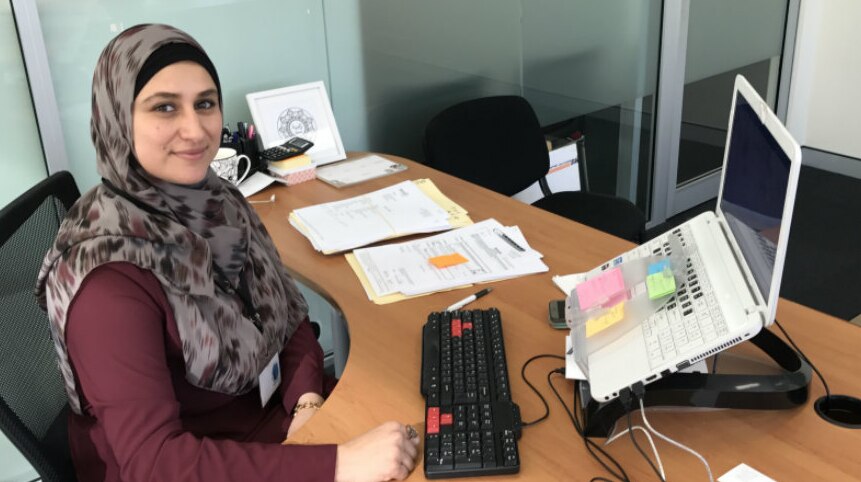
(420, 308, 522, 478)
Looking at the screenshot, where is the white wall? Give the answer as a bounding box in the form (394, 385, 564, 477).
(787, 0, 861, 176)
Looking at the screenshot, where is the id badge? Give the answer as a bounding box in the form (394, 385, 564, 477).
(258, 353, 281, 407)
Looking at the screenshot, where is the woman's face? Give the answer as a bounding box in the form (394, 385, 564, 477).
(132, 61, 222, 185)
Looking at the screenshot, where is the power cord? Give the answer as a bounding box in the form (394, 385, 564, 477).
(637, 397, 714, 482)
(604, 424, 665, 480)
(773, 319, 832, 406)
(620, 387, 665, 482)
(519, 354, 565, 426)
(547, 369, 631, 482)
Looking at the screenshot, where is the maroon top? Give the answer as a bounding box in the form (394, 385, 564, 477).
(64, 262, 337, 482)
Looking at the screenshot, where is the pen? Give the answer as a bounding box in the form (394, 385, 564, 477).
(494, 228, 525, 252)
(446, 287, 493, 312)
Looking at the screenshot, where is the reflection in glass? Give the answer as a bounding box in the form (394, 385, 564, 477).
(522, 1, 662, 210)
(720, 96, 790, 298)
(679, 0, 788, 185)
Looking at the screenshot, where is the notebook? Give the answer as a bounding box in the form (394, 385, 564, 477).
(582, 75, 802, 402)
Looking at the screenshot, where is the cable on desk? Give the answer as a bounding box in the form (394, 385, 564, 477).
(637, 398, 714, 482)
(547, 369, 630, 482)
(620, 388, 665, 482)
(519, 354, 565, 427)
(604, 424, 665, 480)
(773, 319, 832, 406)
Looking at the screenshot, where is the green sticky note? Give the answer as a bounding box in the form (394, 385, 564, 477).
(646, 269, 676, 300)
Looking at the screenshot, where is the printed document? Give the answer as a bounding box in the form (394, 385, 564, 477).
(290, 180, 461, 253)
(352, 219, 548, 298)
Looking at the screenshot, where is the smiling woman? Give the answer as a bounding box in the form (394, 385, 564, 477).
(34, 23, 419, 482)
(132, 61, 222, 185)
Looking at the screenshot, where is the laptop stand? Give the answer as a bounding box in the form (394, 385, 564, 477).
(579, 328, 812, 438)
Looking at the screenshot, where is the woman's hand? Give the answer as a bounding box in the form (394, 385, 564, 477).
(335, 421, 421, 482)
(286, 392, 324, 438)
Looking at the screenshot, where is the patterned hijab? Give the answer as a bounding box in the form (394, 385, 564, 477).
(35, 24, 308, 414)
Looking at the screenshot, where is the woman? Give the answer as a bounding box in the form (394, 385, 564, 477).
(36, 24, 419, 482)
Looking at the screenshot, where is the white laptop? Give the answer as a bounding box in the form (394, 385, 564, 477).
(582, 75, 802, 402)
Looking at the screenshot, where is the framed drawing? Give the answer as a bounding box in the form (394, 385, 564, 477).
(246, 81, 346, 165)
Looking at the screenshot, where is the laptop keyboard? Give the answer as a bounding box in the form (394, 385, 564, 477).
(606, 225, 729, 369)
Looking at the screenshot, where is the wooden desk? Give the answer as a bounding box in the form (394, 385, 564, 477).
(254, 154, 861, 480)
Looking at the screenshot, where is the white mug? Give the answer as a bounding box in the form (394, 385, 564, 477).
(211, 147, 251, 186)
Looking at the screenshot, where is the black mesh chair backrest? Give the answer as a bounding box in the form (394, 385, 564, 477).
(0, 171, 80, 482)
(423, 95, 549, 196)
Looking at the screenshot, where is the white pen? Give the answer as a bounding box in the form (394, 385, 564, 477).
(446, 288, 493, 312)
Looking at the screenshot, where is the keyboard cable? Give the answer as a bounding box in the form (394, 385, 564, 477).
(519, 354, 564, 427)
(603, 420, 665, 480)
(548, 369, 631, 482)
(521, 353, 632, 481)
(620, 388, 666, 482)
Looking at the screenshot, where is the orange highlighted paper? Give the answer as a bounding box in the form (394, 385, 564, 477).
(429, 253, 469, 268)
(585, 302, 626, 337)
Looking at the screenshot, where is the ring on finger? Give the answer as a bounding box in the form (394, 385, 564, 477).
(405, 424, 418, 439)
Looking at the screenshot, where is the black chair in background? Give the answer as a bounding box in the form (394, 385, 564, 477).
(0, 171, 80, 482)
(423, 95, 646, 243)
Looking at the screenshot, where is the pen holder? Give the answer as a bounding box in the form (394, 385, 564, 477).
(237, 137, 261, 174)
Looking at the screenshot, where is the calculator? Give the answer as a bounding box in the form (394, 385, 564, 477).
(260, 137, 314, 162)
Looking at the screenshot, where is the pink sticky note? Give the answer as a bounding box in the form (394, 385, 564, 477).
(576, 267, 627, 310)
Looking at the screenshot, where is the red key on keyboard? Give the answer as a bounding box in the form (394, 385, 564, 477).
(451, 318, 462, 338)
(427, 407, 440, 434)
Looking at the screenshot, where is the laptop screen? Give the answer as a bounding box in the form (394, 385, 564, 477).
(719, 95, 791, 300)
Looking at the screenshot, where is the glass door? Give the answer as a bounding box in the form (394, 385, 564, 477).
(653, 0, 795, 222)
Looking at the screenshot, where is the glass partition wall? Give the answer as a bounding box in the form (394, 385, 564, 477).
(657, 0, 793, 219)
(522, 1, 662, 211)
(10, 0, 795, 226)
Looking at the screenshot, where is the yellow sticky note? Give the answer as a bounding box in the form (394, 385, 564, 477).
(429, 253, 469, 268)
(585, 302, 625, 337)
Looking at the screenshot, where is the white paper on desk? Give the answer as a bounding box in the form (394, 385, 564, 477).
(718, 463, 776, 482)
(552, 272, 588, 297)
(292, 180, 451, 253)
(353, 219, 547, 297)
(316, 154, 407, 187)
(238, 172, 276, 197)
(565, 335, 587, 380)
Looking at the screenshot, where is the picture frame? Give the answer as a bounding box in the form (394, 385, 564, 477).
(246, 81, 346, 166)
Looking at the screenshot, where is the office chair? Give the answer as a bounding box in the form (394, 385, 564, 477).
(423, 95, 646, 243)
(0, 171, 80, 482)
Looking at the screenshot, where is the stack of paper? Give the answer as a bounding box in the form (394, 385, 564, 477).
(268, 155, 316, 185)
(269, 154, 312, 175)
(346, 219, 549, 304)
(289, 179, 471, 254)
